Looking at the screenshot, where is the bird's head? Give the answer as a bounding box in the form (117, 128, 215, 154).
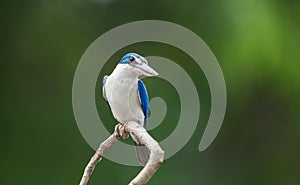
(119, 53, 158, 76)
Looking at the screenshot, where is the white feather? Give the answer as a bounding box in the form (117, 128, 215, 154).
(104, 64, 145, 125)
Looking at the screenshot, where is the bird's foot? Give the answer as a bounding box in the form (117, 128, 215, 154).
(115, 123, 129, 139)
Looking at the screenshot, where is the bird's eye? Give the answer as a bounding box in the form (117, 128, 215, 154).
(129, 56, 135, 62)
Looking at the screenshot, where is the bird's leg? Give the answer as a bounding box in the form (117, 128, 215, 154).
(123, 121, 134, 138)
(115, 124, 121, 138)
(123, 121, 129, 133)
(115, 123, 129, 139)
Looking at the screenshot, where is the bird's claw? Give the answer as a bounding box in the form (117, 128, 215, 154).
(115, 123, 129, 139)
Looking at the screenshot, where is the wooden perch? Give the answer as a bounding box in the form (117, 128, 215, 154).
(79, 121, 165, 185)
(79, 132, 119, 185)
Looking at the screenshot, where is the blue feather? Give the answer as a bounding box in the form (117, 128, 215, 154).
(119, 53, 140, 64)
(102, 75, 107, 98)
(102, 75, 110, 108)
(138, 80, 149, 128)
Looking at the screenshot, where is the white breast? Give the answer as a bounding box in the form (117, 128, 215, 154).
(104, 65, 145, 125)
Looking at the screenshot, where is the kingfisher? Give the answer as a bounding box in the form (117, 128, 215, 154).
(102, 53, 158, 166)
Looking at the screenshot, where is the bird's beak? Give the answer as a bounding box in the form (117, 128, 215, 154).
(134, 62, 159, 76)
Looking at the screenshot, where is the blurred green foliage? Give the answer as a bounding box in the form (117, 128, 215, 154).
(1, 0, 300, 184)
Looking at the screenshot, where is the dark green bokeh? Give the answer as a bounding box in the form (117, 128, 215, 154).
(1, 0, 299, 184)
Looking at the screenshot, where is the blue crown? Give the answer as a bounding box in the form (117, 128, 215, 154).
(119, 53, 141, 64)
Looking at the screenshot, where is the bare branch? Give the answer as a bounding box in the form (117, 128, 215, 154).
(79, 132, 119, 185)
(125, 121, 165, 185)
(79, 122, 165, 185)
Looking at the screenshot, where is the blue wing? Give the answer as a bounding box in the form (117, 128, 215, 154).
(102, 75, 110, 108)
(138, 80, 149, 128)
(102, 75, 107, 100)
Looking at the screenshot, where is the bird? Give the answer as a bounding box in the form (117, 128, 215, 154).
(102, 53, 158, 166)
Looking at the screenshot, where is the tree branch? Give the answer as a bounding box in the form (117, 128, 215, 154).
(79, 121, 165, 185)
(79, 132, 119, 185)
(125, 121, 165, 185)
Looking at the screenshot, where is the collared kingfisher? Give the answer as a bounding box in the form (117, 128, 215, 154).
(102, 53, 158, 166)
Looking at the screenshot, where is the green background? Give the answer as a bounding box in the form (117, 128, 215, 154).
(1, 0, 299, 184)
